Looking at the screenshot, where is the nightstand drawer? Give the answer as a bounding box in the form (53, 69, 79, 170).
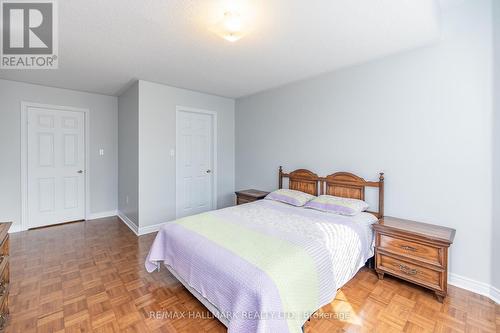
(378, 234, 442, 267)
(237, 197, 252, 205)
(376, 253, 444, 291)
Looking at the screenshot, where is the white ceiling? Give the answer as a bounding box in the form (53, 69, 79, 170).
(0, 0, 445, 98)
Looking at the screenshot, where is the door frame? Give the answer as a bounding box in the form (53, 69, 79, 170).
(175, 106, 218, 218)
(20, 101, 90, 231)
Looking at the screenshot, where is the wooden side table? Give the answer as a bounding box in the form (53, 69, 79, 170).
(373, 216, 455, 302)
(235, 189, 270, 205)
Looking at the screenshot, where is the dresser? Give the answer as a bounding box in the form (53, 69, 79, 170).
(0, 223, 10, 331)
(373, 217, 455, 302)
(235, 189, 269, 205)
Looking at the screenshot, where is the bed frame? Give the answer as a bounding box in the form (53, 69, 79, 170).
(278, 166, 385, 218)
(163, 166, 385, 330)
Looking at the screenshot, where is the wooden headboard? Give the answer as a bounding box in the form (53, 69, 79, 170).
(279, 166, 385, 218)
(278, 168, 320, 196)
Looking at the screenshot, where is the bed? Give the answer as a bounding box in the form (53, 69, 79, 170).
(145, 167, 384, 333)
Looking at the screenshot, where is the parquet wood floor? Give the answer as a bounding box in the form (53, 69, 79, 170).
(5, 217, 499, 333)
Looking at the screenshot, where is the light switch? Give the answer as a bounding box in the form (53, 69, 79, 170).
(170, 149, 175, 157)
(99, 148, 104, 156)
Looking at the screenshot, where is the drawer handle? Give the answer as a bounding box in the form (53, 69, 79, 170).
(400, 245, 417, 252)
(398, 264, 418, 275)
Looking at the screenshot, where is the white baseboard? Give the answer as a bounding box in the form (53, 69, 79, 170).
(117, 211, 139, 235)
(87, 210, 117, 220)
(138, 221, 171, 235)
(8, 223, 23, 233)
(7, 210, 119, 233)
(449, 273, 499, 304)
(115, 214, 170, 236)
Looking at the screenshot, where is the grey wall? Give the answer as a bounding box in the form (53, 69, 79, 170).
(492, 0, 500, 290)
(118, 82, 139, 226)
(138, 80, 235, 227)
(0, 79, 118, 231)
(236, 0, 493, 285)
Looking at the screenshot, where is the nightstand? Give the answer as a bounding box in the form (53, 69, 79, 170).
(373, 216, 455, 303)
(235, 189, 270, 205)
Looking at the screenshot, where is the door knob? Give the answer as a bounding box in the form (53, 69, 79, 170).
(206, 170, 211, 174)
(77, 170, 84, 174)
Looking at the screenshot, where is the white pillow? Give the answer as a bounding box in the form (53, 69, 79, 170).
(265, 189, 315, 207)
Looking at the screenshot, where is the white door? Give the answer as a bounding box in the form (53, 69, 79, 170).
(176, 110, 215, 218)
(27, 107, 86, 228)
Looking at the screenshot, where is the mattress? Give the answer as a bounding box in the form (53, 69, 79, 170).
(146, 199, 377, 333)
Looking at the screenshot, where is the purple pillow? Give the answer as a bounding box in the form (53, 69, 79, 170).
(304, 195, 369, 216)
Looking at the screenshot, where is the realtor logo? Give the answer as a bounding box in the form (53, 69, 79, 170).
(1, 0, 58, 69)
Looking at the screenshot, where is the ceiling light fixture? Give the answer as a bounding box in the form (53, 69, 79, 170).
(220, 11, 243, 42)
(214, 11, 243, 42)
(209, 1, 255, 43)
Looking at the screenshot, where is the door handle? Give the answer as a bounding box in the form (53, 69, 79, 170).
(206, 170, 211, 174)
(77, 170, 84, 174)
